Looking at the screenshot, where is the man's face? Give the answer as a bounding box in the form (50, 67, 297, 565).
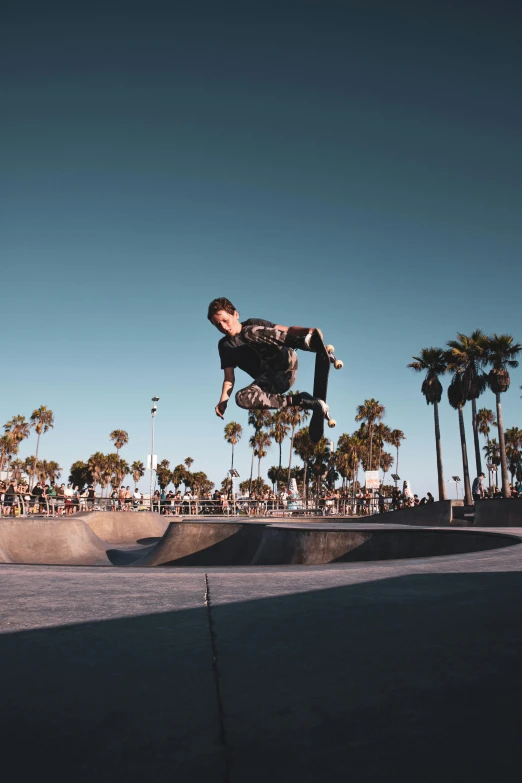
(211, 309, 241, 336)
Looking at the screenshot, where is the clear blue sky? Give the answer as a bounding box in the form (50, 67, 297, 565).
(2, 0, 521, 497)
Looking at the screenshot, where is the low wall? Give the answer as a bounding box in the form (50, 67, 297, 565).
(382, 500, 462, 527)
(474, 499, 522, 527)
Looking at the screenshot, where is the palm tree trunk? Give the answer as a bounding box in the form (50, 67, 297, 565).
(457, 406, 472, 505)
(471, 398, 482, 476)
(433, 402, 447, 500)
(249, 447, 255, 494)
(396, 445, 399, 475)
(278, 441, 282, 492)
(287, 427, 296, 487)
(31, 432, 41, 491)
(495, 392, 511, 498)
(257, 457, 261, 482)
(231, 443, 234, 471)
(303, 461, 308, 508)
(368, 428, 373, 472)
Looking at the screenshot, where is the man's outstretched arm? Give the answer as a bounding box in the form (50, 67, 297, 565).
(216, 367, 235, 418)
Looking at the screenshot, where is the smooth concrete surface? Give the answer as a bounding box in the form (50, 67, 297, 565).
(0, 517, 109, 565)
(0, 515, 517, 567)
(380, 499, 463, 526)
(475, 499, 522, 526)
(1, 532, 522, 782)
(81, 510, 169, 544)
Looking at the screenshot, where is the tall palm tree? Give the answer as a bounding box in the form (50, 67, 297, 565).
(29, 406, 54, 488)
(282, 393, 310, 487)
(270, 411, 290, 490)
(4, 415, 31, 444)
(109, 429, 129, 456)
(447, 367, 472, 505)
(131, 460, 145, 489)
(156, 459, 172, 490)
(476, 408, 496, 488)
(253, 430, 272, 481)
(87, 452, 106, 496)
(408, 348, 447, 500)
(224, 422, 243, 471)
(293, 427, 320, 506)
(247, 411, 272, 493)
(46, 460, 62, 484)
(184, 457, 194, 470)
(504, 427, 522, 485)
(373, 422, 392, 473)
(484, 333, 522, 498)
(387, 429, 406, 478)
(337, 432, 365, 499)
(355, 399, 385, 473)
(380, 451, 394, 485)
(446, 330, 489, 476)
(24, 456, 38, 483)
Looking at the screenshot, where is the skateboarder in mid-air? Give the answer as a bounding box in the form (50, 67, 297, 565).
(208, 297, 331, 422)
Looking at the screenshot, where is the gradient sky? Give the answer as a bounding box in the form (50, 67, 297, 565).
(2, 0, 521, 497)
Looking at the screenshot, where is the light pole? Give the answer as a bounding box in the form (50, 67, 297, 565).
(150, 397, 159, 510)
(451, 475, 461, 500)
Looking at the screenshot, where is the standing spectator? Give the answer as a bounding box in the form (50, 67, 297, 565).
(377, 491, 385, 514)
(32, 481, 44, 514)
(472, 473, 486, 504)
(124, 486, 132, 510)
(47, 483, 57, 516)
(86, 484, 96, 510)
(3, 482, 16, 516)
(133, 487, 142, 510)
(64, 483, 74, 516)
(426, 492, 435, 504)
(118, 485, 126, 511)
(72, 485, 80, 513)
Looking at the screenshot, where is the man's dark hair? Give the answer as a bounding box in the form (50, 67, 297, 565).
(207, 297, 237, 322)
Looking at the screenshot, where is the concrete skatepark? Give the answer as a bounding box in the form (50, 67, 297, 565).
(1, 507, 522, 781)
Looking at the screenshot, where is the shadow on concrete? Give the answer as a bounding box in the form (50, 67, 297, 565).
(1, 571, 522, 782)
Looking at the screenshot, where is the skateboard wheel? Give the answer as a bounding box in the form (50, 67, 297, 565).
(326, 344, 335, 353)
(334, 360, 343, 370)
(328, 419, 336, 428)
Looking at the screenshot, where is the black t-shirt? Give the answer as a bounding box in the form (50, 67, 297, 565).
(218, 318, 288, 380)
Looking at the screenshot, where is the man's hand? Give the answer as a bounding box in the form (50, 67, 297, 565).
(215, 401, 228, 419)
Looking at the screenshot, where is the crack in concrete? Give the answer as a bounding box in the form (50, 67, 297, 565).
(204, 572, 231, 783)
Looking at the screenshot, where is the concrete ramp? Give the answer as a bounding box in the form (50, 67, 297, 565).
(251, 525, 518, 565)
(0, 518, 109, 566)
(80, 511, 169, 544)
(121, 521, 266, 567)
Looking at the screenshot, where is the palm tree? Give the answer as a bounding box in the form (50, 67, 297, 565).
(156, 459, 172, 490)
(4, 415, 31, 444)
(484, 333, 522, 498)
(380, 451, 394, 485)
(337, 432, 365, 500)
(69, 460, 92, 490)
(172, 464, 188, 492)
(24, 456, 38, 483)
(408, 348, 447, 500)
(101, 453, 119, 497)
(87, 452, 106, 496)
(282, 393, 310, 488)
(505, 427, 522, 485)
(387, 429, 406, 479)
(109, 429, 129, 456)
(483, 438, 500, 490)
(355, 399, 385, 473)
(253, 431, 272, 481)
(45, 460, 62, 484)
(10, 459, 25, 482)
(131, 460, 145, 489)
(293, 427, 317, 506)
(447, 368, 472, 505)
(0, 432, 18, 479)
(29, 406, 54, 488)
(446, 330, 489, 476)
(476, 408, 497, 489)
(373, 422, 392, 473)
(247, 411, 272, 493)
(224, 422, 243, 471)
(184, 457, 194, 470)
(270, 411, 290, 491)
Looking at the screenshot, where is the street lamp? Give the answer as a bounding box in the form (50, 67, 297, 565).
(391, 474, 400, 490)
(451, 475, 461, 500)
(149, 397, 160, 509)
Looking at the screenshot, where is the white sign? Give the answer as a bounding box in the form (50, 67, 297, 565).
(365, 470, 380, 489)
(147, 455, 158, 470)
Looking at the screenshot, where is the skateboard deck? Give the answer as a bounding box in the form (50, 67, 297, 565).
(309, 330, 343, 443)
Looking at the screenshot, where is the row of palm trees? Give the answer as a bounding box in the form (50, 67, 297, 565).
(224, 396, 406, 499)
(409, 331, 521, 504)
(0, 406, 55, 488)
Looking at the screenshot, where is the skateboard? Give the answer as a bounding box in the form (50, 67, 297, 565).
(309, 329, 343, 444)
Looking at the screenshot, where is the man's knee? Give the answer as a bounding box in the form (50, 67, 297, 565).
(235, 389, 251, 409)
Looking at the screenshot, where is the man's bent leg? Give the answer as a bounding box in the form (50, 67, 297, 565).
(236, 357, 298, 410)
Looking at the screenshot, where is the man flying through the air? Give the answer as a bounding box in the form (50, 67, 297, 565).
(208, 297, 329, 420)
